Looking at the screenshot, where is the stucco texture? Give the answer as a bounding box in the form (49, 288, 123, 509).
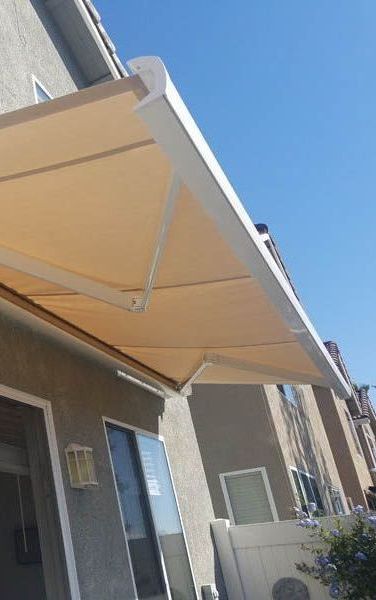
(189, 384, 295, 522)
(0, 0, 86, 113)
(190, 383, 347, 523)
(265, 384, 346, 516)
(313, 385, 373, 507)
(0, 301, 223, 599)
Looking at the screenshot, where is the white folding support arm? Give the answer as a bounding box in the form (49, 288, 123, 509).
(132, 171, 180, 312)
(0, 172, 180, 313)
(178, 358, 215, 397)
(178, 352, 326, 396)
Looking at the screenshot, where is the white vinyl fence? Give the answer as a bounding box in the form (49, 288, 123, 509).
(211, 518, 332, 599)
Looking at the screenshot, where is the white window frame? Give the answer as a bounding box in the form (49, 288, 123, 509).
(103, 416, 198, 600)
(327, 485, 346, 515)
(290, 466, 324, 513)
(345, 410, 363, 456)
(219, 466, 279, 525)
(365, 431, 376, 468)
(32, 75, 52, 103)
(0, 383, 80, 599)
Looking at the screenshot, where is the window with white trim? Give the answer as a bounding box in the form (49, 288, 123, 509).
(106, 423, 197, 600)
(291, 467, 325, 515)
(277, 384, 300, 406)
(365, 432, 376, 468)
(32, 77, 52, 103)
(328, 485, 345, 515)
(220, 467, 278, 525)
(345, 410, 363, 456)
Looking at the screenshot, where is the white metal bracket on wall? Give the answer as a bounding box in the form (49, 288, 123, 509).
(0, 172, 180, 313)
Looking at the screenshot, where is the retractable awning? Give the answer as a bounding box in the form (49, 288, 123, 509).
(0, 56, 350, 398)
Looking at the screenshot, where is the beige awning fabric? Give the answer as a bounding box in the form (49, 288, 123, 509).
(0, 56, 350, 397)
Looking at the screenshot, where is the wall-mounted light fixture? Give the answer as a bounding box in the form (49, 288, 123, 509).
(65, 443, 98, 489)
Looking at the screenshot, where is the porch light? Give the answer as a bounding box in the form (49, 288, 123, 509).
(65, 443, 98, 489)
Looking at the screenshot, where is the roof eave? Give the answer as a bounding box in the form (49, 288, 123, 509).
(45, 0, 127, 84)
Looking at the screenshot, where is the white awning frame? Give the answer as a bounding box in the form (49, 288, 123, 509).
(0, 168, 180, 314)
(0, 56, 351, 399)
(125, 56, 350, 399)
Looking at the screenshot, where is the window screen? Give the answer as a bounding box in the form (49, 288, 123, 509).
(223, 470, 274, 525)
(329, 487, 345, 515)
(138, 434, 196, 600)
(291, 468, 324, 514)
(106, 424, 197, 600)
(106, 426, 166, 599)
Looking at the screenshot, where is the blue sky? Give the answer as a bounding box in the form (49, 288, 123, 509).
(96, 1, 376, 397)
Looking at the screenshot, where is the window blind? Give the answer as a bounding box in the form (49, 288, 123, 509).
(225, 471, 274, 525)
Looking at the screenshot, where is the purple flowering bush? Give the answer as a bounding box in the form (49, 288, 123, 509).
(295, 507, 376, 599)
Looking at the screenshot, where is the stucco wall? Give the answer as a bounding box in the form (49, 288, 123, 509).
(0, 300, 223, 599)
(0, 3, 224, 597)
(265, 384, 346, 515)
(190, 383, 347, 523)
(0, 0, 86, 114)
(313, 386, 372, 507)
(189, 384, 295, 522)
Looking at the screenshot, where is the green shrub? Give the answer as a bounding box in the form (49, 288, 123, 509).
(295, 506, 376, 599)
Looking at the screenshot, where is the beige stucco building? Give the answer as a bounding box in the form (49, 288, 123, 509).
(313, 342, 376, 510)
(190, 228, 376, 526)
(190, 381, 348, 525)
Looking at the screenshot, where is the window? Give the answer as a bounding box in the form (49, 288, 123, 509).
(106, 422, 197, 600)
(220, 467, 278, 525)
(345, 411, 363, 456)
(277, 384, 300, 406)
(328, 486, 345, 515)
(291, 467, 324, 515)
(32, 77, 52, 103)
(365, 432, 376, 468)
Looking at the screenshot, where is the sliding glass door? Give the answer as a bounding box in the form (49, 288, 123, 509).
(106, 423, 197, 600)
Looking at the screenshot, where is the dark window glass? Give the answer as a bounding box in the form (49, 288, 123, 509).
(300, 472, 316, 505)
(309, 476, 324, 511)
(292, 470, 324, 514)
(329, 488, 345, 515)
(292, 469, 307, 513)
(106, 426, 167, 599)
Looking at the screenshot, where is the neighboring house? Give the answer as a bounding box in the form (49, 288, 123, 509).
(189, 226, 349, 526)
(357, 386, 376, 488)
(189, 382, 348, 526)
(313, 342, 376, 510)
(0, 2, 350, 600)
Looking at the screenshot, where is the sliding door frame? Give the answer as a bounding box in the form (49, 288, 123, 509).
(103, 416, 198, 600)
(0, 383, 80, 600)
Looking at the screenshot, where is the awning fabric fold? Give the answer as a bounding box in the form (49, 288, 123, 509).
(0, 56, 350, 397)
